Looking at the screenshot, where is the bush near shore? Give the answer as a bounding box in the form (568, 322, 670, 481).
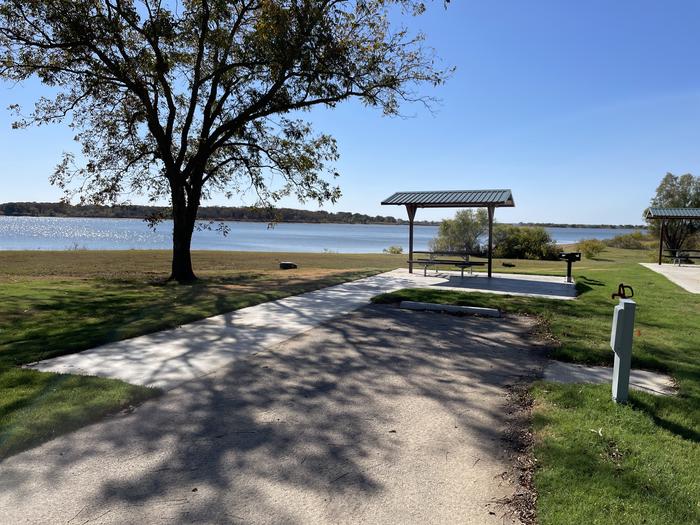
(431, 212, 560, 260)
(577, 238, 607, 259)
(604, 231, 655, 250)
(493, 225, 559, 260)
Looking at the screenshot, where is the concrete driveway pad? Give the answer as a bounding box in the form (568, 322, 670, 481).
(1, 306, 544, 525)
(26, 268, 573, 389)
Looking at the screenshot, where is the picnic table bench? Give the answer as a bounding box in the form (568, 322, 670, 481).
(408, 251, 486, 278)
(664, 249, 700, 266)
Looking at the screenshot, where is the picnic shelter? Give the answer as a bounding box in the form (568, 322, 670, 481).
(644, 207, 700, 264)
(381, 189, 515, 278)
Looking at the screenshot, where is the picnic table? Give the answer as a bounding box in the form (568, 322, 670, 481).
(408, 251, 486, 278)
(664, 249, 700, 266)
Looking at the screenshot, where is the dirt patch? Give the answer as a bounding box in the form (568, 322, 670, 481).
(497, 382, 539, 525)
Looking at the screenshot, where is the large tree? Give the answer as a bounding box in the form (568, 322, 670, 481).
(0, 0, 447, 282)
(646, 173, 700, 250)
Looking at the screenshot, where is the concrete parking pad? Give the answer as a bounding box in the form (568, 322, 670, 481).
(544, 361, 676, 396)
(27, 268, 575, 389)
(2, 307, 545, 525)
(640, 263, 700, 294)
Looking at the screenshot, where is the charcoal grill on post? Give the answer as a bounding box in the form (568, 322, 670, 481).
(559, 252, 581, 283)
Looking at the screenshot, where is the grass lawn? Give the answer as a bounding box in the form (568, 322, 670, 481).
(0, 250, 403, 459)
(373, 247, 700, 524)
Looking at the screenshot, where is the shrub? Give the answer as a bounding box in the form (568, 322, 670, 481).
(383, 245, 403, 254)
(430, 209, 488, 254)
(604, 231, 652, 250)
(686, 233, 700, 249)
(493, 225, 559, 260)
(577, 238, 606, 259)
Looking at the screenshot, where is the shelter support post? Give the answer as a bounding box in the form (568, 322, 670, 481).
(487, 206, 494, 278)
(658, 220, 665, 265)
(406, 204, 417, 274)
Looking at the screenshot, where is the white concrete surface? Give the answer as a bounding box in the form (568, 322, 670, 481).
(544, 361, 676, 396)
(640, 263, 700, 294)
(400, 300, 501, 317)
(27, 268, 575, 389)
(419, 269, 578, 300)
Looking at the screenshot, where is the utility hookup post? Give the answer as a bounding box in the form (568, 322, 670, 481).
(610, 298, 636, 403)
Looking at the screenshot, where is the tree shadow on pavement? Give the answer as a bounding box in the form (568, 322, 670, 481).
(0, 306, 547, 524)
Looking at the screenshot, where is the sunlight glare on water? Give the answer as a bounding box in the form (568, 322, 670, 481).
(0, 216, 644, 252)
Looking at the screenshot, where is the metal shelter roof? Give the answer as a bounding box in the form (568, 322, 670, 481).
(381, 189, 515, 208)
(645, 207, 700, 220)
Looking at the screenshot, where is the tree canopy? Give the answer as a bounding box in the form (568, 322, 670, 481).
(646, 173, 700, 249)
(0, 0, 448, 281)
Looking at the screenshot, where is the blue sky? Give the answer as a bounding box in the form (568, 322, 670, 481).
(2, 0, 700, 224)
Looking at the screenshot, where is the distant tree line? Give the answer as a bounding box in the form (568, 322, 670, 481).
(0, 201, 648, 229)
(515, 222, 645, 229)
(0, 201, 441, 226)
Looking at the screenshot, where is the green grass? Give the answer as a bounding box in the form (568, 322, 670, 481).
(0, 250, 404, 459)
(373, 248, 700, 524)
(531, 383, 699, 524)
(0, 368, 157, 459)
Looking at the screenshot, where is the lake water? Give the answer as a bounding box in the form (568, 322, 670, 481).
(0, 216, 645, 253)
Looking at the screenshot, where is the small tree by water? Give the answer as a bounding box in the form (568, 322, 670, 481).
(430, 209, 488, 254)
(577, 238, 606, 259)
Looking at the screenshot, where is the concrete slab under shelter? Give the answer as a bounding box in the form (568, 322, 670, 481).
(640, 263, 700, 294)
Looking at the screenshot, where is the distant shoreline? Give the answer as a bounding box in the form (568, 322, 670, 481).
(0, 202, 646, 229)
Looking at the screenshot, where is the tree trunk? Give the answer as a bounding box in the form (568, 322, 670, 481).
(170, 184, 198, 283)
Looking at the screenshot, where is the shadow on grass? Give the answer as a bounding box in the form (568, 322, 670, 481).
(533, 383, 700, 523)
(1, 270, 379, 368)
(629, 396, 700, 443)
(579, 276, 605, 286)
(0, 368, 159, 460)
(0, 269, 382, 461)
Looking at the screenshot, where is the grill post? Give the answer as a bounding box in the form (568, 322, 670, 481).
(558, 252, 580, 283)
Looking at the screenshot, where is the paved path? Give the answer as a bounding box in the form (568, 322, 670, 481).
(640, 263, 700, 294)
(2, 307, 545, 525)
(544, 361, 676, 396)
(28, 269, 575, 389)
